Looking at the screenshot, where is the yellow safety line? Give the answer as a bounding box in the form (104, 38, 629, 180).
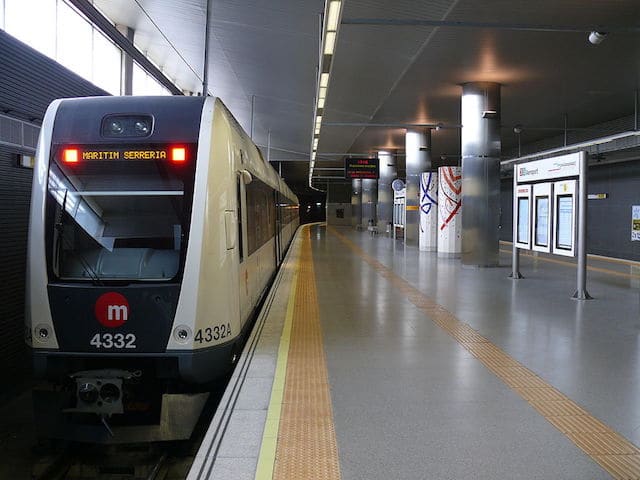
(330, 226, 640, 480)
(254, 239, 299, 480)
(255, 225, 340, 480)
(498, 248, 640, 280)
(273, 227, 341, 479)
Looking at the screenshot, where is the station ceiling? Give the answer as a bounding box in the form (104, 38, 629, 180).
(93, 0, 640, 196)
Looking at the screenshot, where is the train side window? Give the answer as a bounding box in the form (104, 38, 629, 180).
(237, 176, 244, 262)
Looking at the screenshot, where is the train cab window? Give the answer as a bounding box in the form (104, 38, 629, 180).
(46, 148, 195, 282)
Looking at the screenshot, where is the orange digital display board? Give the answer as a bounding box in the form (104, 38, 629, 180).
(60, 146, 188, 164)
(345, 157, 379, 179)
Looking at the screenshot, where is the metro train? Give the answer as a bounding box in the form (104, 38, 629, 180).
(25, 95, 299, 442)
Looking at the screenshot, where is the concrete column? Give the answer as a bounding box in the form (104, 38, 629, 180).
(405, 129, 432, 243)
(361, 179, 378, 227)
(377, 150, 396, 233)
(419, 171, 438, 251)
(461, 82, 501, 267)
(351, 179, 362, 228)
(438, 166, 462, 257)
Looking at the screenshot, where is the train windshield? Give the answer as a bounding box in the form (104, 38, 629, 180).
(46, 145, 195, 282)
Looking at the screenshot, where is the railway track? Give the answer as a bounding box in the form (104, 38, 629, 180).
(34, 443, 180, 480)
(32, 383, 225, 480)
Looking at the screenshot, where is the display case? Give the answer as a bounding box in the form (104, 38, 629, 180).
(532, 182, 552, 253)
(552, 179, 577, 257)
(513, 184, 532, 250)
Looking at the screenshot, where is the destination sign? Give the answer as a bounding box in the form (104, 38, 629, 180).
(81, 149, 169, 160)
(59, 145, 188, 164)
(345, 157, 379, 179)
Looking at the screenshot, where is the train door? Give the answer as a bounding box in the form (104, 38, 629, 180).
(274, 190, 282, 265)
(237, 167, 250, 322)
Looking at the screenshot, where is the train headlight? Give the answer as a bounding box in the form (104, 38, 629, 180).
(107, 120, 124, 135)
(78, 382, 99, 404)
(134, 120, 150, 135)
(101, 115, 153, 137)
(173, 325, 192, 344)
(34, 324, 51, 343)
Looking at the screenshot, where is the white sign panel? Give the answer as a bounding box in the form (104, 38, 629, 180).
(633, 205, 640, 242)
(516, 152, 583, 183)
(532, 183, 552, 253)
(513, 184, 532, 249)
(552, 180, 577, 257)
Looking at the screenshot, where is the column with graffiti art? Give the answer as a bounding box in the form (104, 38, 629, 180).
(437, 166, 462, 257)
(419, 171, 438, 251)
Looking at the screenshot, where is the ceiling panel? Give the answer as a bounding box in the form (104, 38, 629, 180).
(92, 0, 640, 195)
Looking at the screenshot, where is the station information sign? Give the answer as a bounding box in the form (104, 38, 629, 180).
(345, 157, 379, 179)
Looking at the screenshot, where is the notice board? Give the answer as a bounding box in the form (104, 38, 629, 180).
(345, 157, 379, 179)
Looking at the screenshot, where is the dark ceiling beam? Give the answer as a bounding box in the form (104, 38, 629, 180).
(67, 0, 183, 95)
(341, 18, 640, 34)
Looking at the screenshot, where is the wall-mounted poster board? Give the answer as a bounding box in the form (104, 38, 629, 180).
(513, 184, 532, 249)
(552, 180, 577, 257)
(532, 183, 552, 253)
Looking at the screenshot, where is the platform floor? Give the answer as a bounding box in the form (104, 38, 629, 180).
(191, 224, 640, 480)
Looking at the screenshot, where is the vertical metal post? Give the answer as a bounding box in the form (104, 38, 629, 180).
(573, 151, 592, 300)
(202, 0, 213, 95)
(119, 26, 134, 95)
(267, 129, 271, 163)
(510, 168, 523, 279)
(635, 90, 639, 131)
(250, 95, 255, 140)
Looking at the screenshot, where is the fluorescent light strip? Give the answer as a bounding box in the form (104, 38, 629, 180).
(327, 1, 341, 31)
(311, 0, 343, 188)
(324, 31, 336, 55)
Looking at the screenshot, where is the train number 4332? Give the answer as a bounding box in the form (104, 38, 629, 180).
(90, 333, 136, 349)
(195, 324, 231, 344)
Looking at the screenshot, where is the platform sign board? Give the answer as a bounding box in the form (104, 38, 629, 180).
(532, 183, 552, 253)
(512, 151, 590, 299)
(515, 152, 582, 183)
(633, 205, 640, 242)
(552, 180, 577, 257)
(345, 157, 379, 179)
(513, 184, 532, 249)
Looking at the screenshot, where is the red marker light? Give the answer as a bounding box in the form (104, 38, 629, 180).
(63, 148, 79, 163)
(171, 147, 186, 163)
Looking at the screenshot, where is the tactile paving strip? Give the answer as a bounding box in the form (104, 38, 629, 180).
(273, 228, 341, 480)
(329, 226, 640, 480)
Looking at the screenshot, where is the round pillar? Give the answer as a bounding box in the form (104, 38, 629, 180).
(405, 129, 432, 243)
(419, 171, 438, 251)
(361, 179, 378, 227)
(377, 150, 397, 233)
(351, 178, 362, 227)
(461, 82, 501, 267)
